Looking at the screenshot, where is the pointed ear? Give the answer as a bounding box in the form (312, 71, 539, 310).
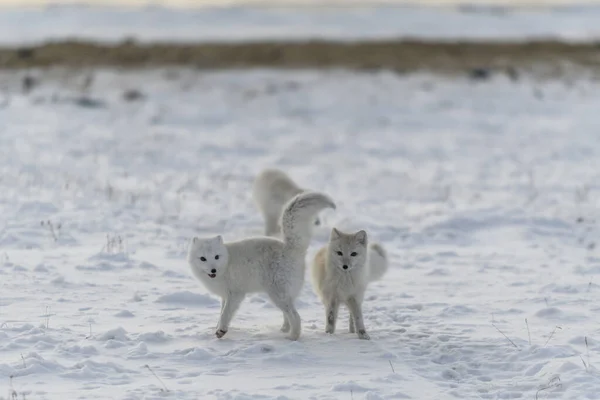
(355, 230, 367, 246)
(330, 227, 341, 239)
(215, 235, 223, 244)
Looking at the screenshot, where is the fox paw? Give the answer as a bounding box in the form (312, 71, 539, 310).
(215, 329, 227, 338)
(357, 330, 370, 340)
(325, 326, 335, 334)
(280, 323, 291, 333)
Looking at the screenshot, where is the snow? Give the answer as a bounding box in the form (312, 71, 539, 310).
(1, 67, 600, 399)
(2, 0, 600, 7)
(2, 4, 600, 45)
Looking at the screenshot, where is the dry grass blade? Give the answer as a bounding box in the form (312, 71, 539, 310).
(145, 364, 169, 392)
(9, 375, 17, 400)
(543, 326, 562, 347)
(492, 323, 518, 349)
(581, 355, 588, 372)
(535, 376, 562, 400)
(585, 336, 591, 369)
(85, 322, 93, 339)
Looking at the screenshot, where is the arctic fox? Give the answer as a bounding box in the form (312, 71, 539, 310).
(312, 228, 388, 340)
(188, 191, 336, 341)
(252, 168, 321, 237)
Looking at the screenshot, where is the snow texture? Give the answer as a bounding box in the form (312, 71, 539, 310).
(1, 4, 600, 45)
(1, 67, 600, 399)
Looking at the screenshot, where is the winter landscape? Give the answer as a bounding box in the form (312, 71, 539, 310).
(2, 2, 600, 400)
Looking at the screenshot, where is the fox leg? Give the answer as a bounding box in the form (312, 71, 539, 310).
(216, 292, 245, 338)
(347, 296, 369, 340)
(325, 298, 340, 334)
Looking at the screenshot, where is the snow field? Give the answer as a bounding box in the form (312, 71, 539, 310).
(2, 4, 600, 45)
(0, 68, 600, 399)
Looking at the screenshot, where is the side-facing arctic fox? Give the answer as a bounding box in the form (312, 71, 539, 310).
(188, 191, 336, 341)
(312, 228, 388, 340)
(252, 168, 321, 237)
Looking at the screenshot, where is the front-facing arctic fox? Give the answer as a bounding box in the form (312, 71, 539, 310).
(312, 228, 388, 340)
(188, 191, 336, 341)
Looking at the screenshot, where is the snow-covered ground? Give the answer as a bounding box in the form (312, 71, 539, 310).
(1, 68, 600, 399)
(2, 0, 600, 7)
(2, 4, 600, 45)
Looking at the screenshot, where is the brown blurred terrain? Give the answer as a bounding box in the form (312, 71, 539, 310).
(2, 39, 600, 77)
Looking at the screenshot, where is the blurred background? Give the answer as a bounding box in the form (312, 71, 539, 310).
(1, 0, 599, 5)
(2, 0, 600, 399)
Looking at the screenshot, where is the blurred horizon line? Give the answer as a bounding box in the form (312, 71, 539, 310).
(1, 0, 600, 9)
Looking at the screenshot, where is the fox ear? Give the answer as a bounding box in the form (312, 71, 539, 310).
(215, 235, 223, 244)
(330, 227, 341, 239)
(355, 230, 367, 245)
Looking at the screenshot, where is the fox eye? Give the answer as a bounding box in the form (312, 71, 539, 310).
(200, 256, 207, 262)
(215, 255, 220, 260)
(336, 251, 343, 256)
(351, 252, 357, 257)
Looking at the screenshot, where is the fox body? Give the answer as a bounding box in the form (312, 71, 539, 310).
(312, 228, 388, 340)
(188, 191, 336, 340)
(252, 168, 320, 237)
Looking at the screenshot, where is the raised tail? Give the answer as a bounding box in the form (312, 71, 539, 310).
(280, 191, 336, 251)
(368, 243, 388, 281)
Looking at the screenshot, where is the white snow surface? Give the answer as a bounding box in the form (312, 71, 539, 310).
(2, 0, 600, 7)
(1, 68, 600, 399)
(2, 4, 600, 45)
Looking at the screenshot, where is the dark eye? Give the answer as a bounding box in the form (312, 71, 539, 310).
(200, 257, 206, 262)
(215, 255, 220, 260)
(351, 252, 357, 257)
(336, 251, 343, 256)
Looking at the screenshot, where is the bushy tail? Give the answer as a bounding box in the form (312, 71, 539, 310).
(280, 191, 336, 251)
(368, 243, 388, 281)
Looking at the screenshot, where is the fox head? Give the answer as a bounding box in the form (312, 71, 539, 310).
(187, 235, 229, 279)
(327, 228, 368, 272)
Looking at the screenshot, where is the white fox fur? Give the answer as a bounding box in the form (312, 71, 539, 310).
(312, 228, 388, 340)
(252, 168, 321, 237)
(366, 242, 388, 282)
(188, 191, 336, 341)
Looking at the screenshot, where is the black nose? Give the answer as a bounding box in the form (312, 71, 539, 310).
(343, 265, 348, 270)
(211, 269, 216, 273)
